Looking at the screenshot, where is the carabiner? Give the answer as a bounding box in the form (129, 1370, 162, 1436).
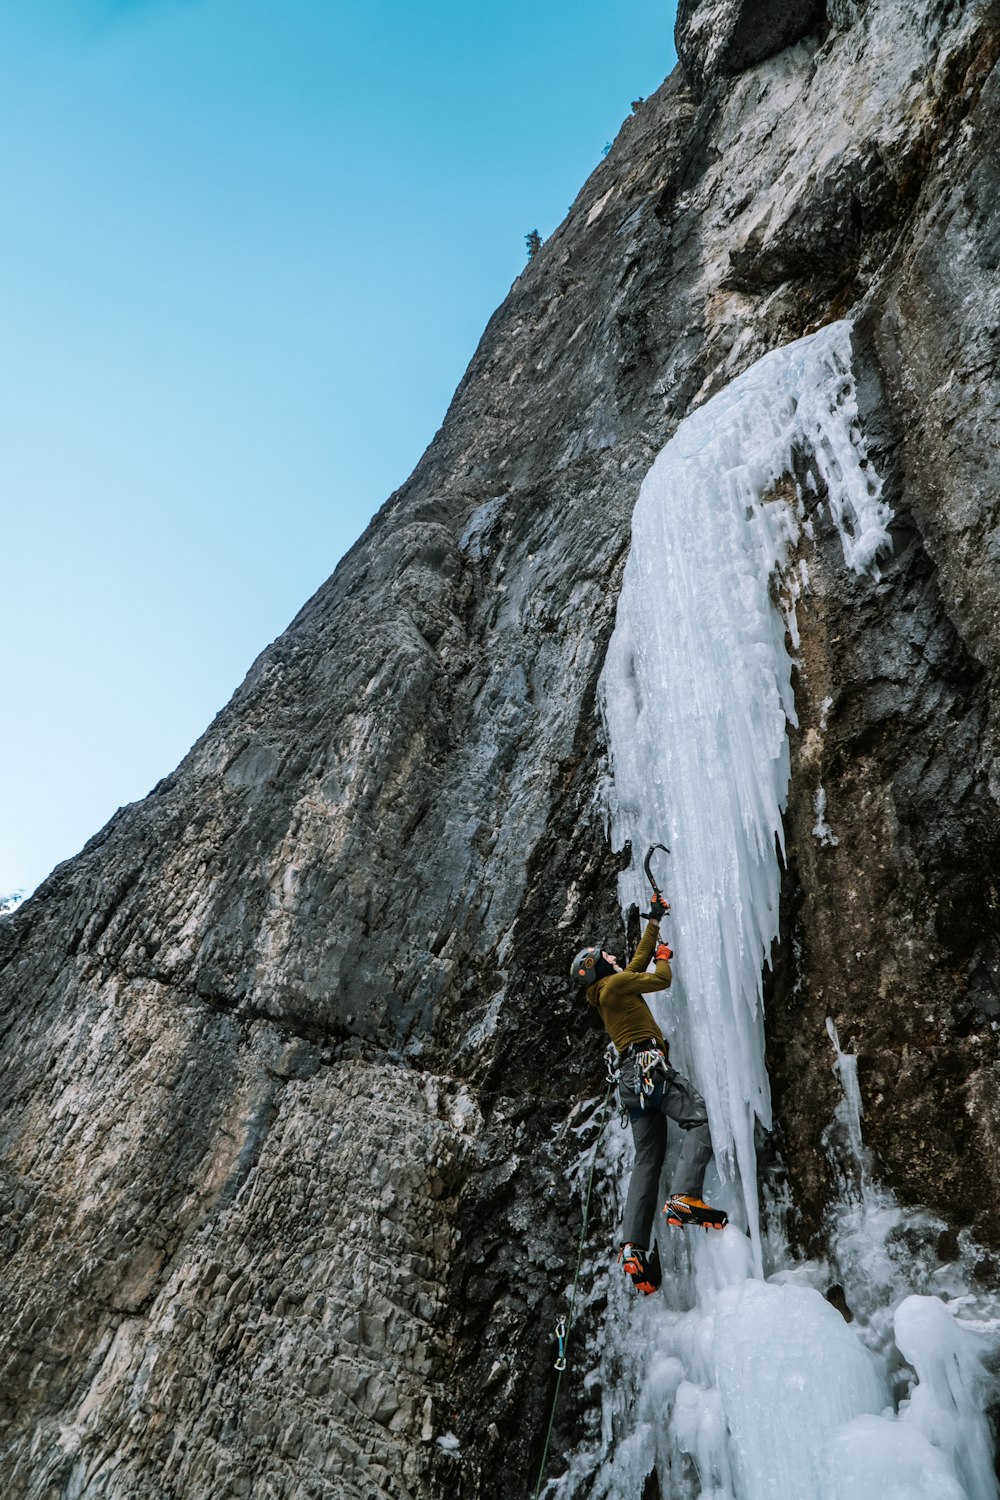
(554, 1315, 567, 1371)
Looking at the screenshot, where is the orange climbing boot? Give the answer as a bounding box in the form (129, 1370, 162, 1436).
(664, 1195, 728, 1231)
(620, 1242, 661, 1294)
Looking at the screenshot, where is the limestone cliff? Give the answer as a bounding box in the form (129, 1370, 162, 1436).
(2, 0, 999, 1495)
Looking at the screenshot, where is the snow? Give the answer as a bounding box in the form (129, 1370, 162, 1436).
(552, 323, 1000, 1500)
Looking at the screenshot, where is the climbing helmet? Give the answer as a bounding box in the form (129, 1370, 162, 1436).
(570, 944, 602, 986)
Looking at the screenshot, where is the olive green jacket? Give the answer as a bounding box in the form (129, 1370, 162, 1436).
(587, 921, 671, 1053)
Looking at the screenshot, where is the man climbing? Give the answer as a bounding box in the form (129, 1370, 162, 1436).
(570, 889, 726, 1295)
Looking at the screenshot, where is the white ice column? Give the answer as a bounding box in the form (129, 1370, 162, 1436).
(599, 319, 890, 1262)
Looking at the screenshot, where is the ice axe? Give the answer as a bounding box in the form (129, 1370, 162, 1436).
(642, 842, 670, 921)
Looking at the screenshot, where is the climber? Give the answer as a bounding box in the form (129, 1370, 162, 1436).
(569, 893, 726, 1296)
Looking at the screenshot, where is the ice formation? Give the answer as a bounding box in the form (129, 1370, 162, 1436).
(556, 323, 1000, 1500)
(600, 319, 889, 1260)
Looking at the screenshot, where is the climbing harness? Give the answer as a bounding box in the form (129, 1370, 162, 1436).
(532, 1077, 614, 1500)
(606, 1043, 632, 1130)
(606, 1040, 670, 1127)
(634, 1045, 668, 1106)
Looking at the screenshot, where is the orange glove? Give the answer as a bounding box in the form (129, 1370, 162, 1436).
(655, 943, 673, 962)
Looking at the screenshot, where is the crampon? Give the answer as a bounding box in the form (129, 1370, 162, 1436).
(663, 1195, 728, 1231)
(620, 1242, 662, 1294)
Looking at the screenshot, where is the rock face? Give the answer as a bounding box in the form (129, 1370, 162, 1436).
(2, 1, 999, 1495)
(675, 0, 825, 91)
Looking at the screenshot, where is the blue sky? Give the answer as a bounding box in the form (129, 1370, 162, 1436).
(1, 0, 677, 898)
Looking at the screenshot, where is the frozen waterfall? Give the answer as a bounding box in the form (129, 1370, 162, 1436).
(555, 322, 999, 1500)
(600, 319, 891, 1263)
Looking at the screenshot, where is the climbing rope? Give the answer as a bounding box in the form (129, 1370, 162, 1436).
(531, 1077, 615, 1500)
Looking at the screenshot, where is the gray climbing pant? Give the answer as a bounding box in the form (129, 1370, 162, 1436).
(618, 1049, 713, 1249)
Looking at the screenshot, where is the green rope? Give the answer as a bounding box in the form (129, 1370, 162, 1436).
(532, 1079, 615, 1500)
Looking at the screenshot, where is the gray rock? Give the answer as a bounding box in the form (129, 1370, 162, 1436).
(676, 0, 826, 93)
(2, 0, 999, 1494)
